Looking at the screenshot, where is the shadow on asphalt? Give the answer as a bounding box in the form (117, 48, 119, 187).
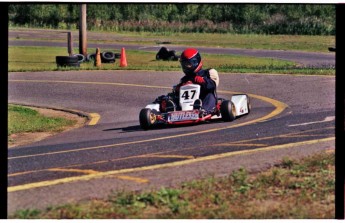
(103, 124, 175, 132)
(103, 119, 226, 133)
(103, 125, 143, 132)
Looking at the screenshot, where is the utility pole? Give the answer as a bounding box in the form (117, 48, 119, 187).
(79, 4, 87, 56)
(67, 32, 73, 56)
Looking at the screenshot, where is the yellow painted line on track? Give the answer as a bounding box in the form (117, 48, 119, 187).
(214, 126, 334, 146)
(49, 168, 149, 183)
(8, 123, 334, 177)
(143, 155, 195, 159)
(9, 171, 38, 177)
(10, 167, 149, 184)
(215, 143, 268, 147)
(8, 102, 101, 126)
(9, 126, 334, 178)
(9, 79, 171, 90)
(49, 168, 100, 175)
(88, 113, 100, 126)
(9, 153, 195, 177)
(113, 175, 149, 184)
(8, 137, 334, 192)
(280, 134, 325, 138)
(8, 80, 288, 160)
(9, 168, 100, 177)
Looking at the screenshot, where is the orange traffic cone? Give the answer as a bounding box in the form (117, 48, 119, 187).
(120, 47, 127, 67)
(94, 48, 102, 67)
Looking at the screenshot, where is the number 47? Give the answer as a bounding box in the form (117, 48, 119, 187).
(181, 90, 196, 100)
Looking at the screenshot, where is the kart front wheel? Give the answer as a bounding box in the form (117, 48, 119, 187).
(220, 100, 236, 122)
(139, 108, 156, 130)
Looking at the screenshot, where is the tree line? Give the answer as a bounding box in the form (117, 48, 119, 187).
(8, 4, 335, 35)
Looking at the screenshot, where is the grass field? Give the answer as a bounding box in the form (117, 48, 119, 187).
(11, 151, 334, 219)
(10, 28, 335, 53)
(8, 46, 334, 75)
(112, 32, 335, 53)
(8, 105, 76, 137)
(9, 29, 335, 75)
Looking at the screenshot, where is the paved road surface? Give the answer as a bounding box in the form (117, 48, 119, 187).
(8, 70, 335, 214)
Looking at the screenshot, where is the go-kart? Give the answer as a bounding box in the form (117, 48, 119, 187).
(139, 83, 251, 130)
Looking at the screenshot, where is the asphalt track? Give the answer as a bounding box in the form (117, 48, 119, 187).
(7, 29, 336, 214)
(8, 70, 335, 213)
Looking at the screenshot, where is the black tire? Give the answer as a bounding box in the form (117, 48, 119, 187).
(73, 54, 86, 63)
(220, 100, 236, 122)
(114, 53, 121, 59)
(101, 51, 115, 63)
(56, 56, 80, 67)
(102, 59, 115, 63)
(56, 62, 80, 68)
(56, 56, 78, 64)
(86, 53, 96, 62)
(139, 108, 156, 130)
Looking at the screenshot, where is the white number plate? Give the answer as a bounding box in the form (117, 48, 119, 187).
(168, 111, 199, 122)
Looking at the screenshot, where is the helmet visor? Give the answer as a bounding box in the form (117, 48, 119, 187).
(180, 57, 199, 72)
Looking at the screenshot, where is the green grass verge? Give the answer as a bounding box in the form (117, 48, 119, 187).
(8, 104, 76, 136)
(8, 46, 334, 75)
(10, 28, 335, 53)
(11, 151, 334, 219)
(118, 32, 335, 53)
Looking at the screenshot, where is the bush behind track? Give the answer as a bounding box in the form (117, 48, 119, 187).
(9, 4, 335, 35)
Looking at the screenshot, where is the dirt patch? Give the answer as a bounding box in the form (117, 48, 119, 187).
(8, 107, 87, 148)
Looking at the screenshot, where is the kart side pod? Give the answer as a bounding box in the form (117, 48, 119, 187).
(145, 103, 160, 111)
(230, 94, 250, 116)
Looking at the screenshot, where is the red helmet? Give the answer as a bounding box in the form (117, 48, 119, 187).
(180, 48, 203, 76)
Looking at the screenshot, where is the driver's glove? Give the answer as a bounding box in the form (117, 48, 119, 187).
(194, 76, 205, 84)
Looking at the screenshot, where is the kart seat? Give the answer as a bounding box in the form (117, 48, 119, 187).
(209, 69, 219, 87)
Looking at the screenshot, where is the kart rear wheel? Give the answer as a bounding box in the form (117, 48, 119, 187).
(139, 108, 156, 130)
(220, 100, 236, 122)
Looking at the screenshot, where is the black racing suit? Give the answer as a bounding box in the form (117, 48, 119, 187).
(177, 68, 217, 113)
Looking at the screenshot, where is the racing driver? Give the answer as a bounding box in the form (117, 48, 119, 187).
(174, 48, 219, 114)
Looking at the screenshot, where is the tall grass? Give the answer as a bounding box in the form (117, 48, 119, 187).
(9, 4, 335, 35)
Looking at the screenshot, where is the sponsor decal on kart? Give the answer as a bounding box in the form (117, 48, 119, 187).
(168, 110, 199, 122)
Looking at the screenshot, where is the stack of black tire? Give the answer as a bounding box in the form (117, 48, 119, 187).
(86, 52, 121, 63)
(156, 47, 179, 61)
(56, 51, 121, 67)
(56, 55, 80, 67)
